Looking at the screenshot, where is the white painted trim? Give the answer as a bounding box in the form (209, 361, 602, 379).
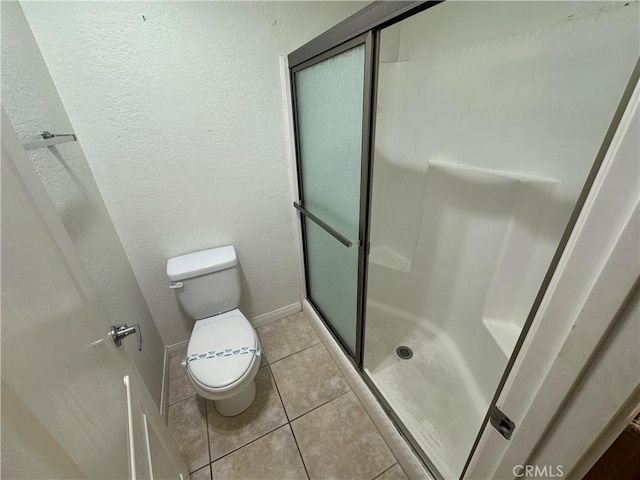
(466, 78, 640, 479)
(159, 346, 170, 422)
(280, 55, 307, 301)
(302, 300, 433, 480)
(251, 302, 301, 328)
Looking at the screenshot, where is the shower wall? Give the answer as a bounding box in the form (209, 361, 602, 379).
(368, 1, 639, 401)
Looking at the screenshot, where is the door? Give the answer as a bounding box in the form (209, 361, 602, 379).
(1, 111, 189, 479)
(291, 33, 372, 359)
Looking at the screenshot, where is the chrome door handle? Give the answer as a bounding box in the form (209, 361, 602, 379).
(109, 323, 143, 351)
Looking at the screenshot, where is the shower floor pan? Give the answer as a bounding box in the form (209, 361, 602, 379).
(364, 306, 486, 479)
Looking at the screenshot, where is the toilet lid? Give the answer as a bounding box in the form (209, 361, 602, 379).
(187, 314, 257, 389)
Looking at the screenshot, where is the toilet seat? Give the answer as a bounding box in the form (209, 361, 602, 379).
(186, 309, 260, 396)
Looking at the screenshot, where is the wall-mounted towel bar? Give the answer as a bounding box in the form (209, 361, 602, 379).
(23, 131, 77, 151)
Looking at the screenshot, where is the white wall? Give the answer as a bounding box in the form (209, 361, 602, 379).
(1, 1, 166, 404)
(367, 1, 639, 400)
(20, 1, 366, 345)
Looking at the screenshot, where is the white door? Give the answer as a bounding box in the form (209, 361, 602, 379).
(1, 111, 189, 480)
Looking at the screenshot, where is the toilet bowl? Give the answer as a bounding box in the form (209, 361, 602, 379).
(167, 246, 260, 416)
(184, 309, 261, 416)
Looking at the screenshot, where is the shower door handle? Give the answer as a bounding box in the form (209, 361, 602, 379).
(293, 202, 360, 248)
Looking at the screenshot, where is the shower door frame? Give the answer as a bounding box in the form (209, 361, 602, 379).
(289, 2, 636, 479)
(289, 30, 374, 362)
(289, 0, 441, 380)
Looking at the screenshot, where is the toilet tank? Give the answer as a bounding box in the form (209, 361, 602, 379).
(166, 246, 241, 320)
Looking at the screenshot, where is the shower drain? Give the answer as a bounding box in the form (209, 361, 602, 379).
(396, 345, 413, 360)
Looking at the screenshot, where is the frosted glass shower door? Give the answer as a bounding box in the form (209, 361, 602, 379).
(292, 38, 368, 357)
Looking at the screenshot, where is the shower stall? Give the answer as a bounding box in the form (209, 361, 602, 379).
(289, 2, 639, 478)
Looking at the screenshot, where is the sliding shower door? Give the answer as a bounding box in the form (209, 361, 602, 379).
(362, 2, 639, 479)
(292, 35, 372, 358)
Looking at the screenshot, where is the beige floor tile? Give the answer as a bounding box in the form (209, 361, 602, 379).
(375, 464, 409, 480)
(257, 312, 320, 363)
(169, 354, 196, 405)
(168, 395, 209, 473)
(207, 366, 287, 461)
(210, 425, 308, 480)
(190, 464, 212, 480)
(270, 343, 350, 419)
(291, 391, 395, 480)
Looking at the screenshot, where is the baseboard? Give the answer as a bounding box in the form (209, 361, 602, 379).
(161, 340, 189, 423)
(251, 302, 301, 328)
(302, 300, 432, 480)
(166, 339, 189, 358)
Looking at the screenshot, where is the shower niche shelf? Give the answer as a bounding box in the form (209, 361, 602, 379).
(369, 245, 412, 273)
(426, 160, 561, 360)
(483, 318, 520, 357)
(428, 159, 559, 184)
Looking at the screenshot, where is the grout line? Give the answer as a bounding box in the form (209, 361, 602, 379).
(371, 462, 399, 480)
(208, 368, 289, 465)
(167, 392, 198, 410)
(209, 422, 289, 465)
(289, 390, 352, 424)
(207, 354, 349, 477)
(266, 342, 352, 422)
(268, 362, 312, 479)
(288, 423, 311, 480)
(170, 324, 367, 479)
(204, 397, 212, 467)
(190, 463, 212, 479)
(169, 364, 287, 466)
(265, 340, 323, 367)
(167, 391, 197, 408)
(269, 364, 291, 423)
(288, 388, 352, 422)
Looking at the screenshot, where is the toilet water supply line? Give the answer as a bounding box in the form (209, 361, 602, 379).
(181, 347, 261, 367)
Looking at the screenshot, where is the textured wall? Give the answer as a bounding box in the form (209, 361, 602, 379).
(1, 2, 166, 404)
(21, 1, 365, 345)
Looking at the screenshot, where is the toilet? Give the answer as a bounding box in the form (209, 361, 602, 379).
(166, 245, 260, 416)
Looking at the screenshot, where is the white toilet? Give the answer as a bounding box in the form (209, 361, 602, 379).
(166, 245, 260, 416)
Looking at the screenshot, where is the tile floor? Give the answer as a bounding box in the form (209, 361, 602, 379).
(167, 311, 410, 480)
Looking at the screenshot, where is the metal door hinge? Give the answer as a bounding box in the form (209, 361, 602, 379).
(490, 405, 515, 440)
